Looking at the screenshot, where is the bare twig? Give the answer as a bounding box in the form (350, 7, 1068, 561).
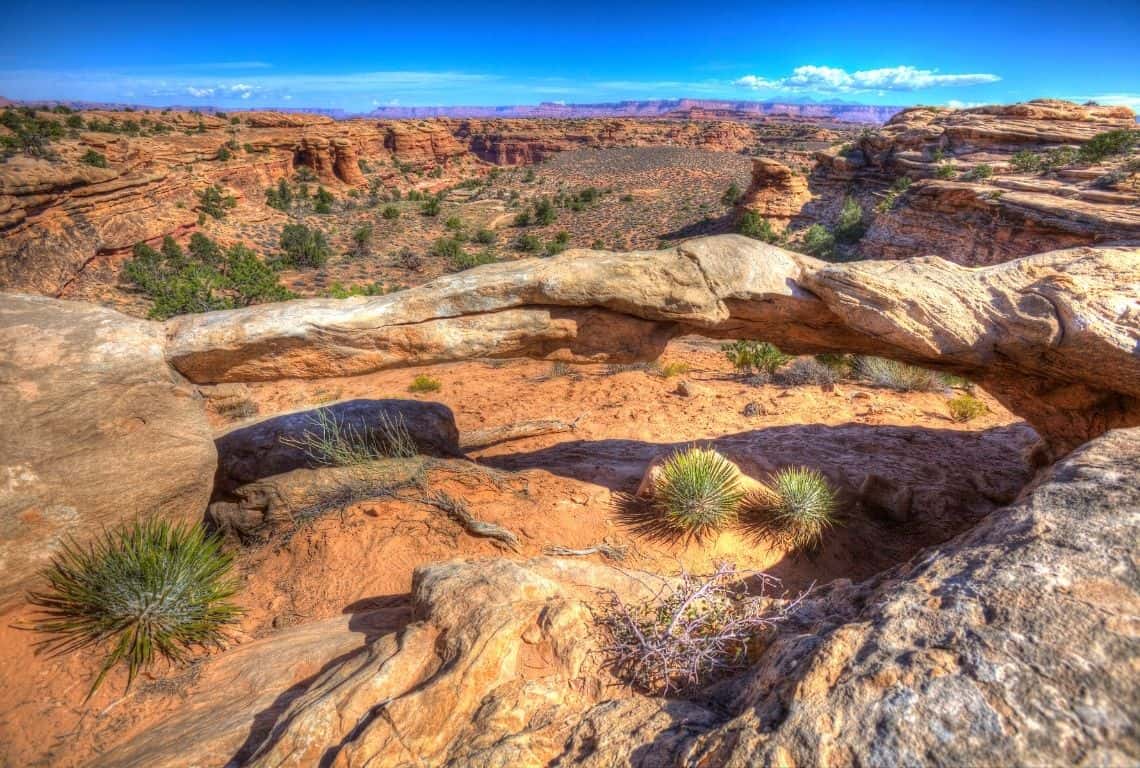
(460, 412, 588, 451)
(542, 542, 628, 562)
(420, 491, 521, 551)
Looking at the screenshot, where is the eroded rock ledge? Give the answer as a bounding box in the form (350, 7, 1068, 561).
(165, 235, 1140, 455)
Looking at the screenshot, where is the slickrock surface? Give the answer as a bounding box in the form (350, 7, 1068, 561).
(164, 236, 1140, 455)
(84, 426, 1140, 766)
(0, 294, 215, 606)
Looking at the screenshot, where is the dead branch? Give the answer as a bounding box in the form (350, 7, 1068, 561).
(459, 413, 587, 451)
(421, 491, 521, 551)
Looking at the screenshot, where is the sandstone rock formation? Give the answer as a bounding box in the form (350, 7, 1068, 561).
(90, 426, 1140, 766)
(805, 100, 1140, 264)
(212, 398, 462, 495)
(735, 157, 811, 230)
(163, 236, 1140, 456)
(0, 293, 216, 605)
(0, 109, 757, 296)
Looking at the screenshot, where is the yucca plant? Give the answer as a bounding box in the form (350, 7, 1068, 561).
(27, 519, 241, 698)
(746, 467, 839, 550)
(653, 447, 744, 537)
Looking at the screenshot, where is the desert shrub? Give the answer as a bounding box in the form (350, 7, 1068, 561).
(473, 228, 496, 245)
(280, 407, 416, 464)
(381, 204, 400, 220)
(430, 236, 464, 261)
(1078, 129, 1138, 163)
(814, 352, 855, 376)
(66, 114, 84, 129)
(409, 374, 442, 393)
(856, 356, 940, 391)
(545, 231, 571, 256)
(598, 563, 798, 695)
(1010, 150, 1041, 173)
(395, 247, 423, 271)
(776, 357, 841, 387)
(216, 397, 259, 420)
(216, 145, 232, 162)
(351, 225, 373, 258)
(721, 183, 744, 206)
(961, 163, 994, 181)
(313, 186, 334, 214)
(420, 196, 441, 216)
(513, 209, 532, 226)
(935, 162, 957, 179)
(658, 361, 691, 378)
(279, 223, 331, 268)
(745, 466, 839, 550)
(449, 249, 498, 272)
(80, 149, 107, 167)
(738, 211, 778, 243)
(653, 447, 744, 538)
(534, 197, 557, 225)
(0, 107, 64, 157)
(620, 193, 635, 202)
(722, 340, 792, 376)
(224, 243, 296, 306)
(197, 185, 236, 220)
(444, 215, 464, 232)
(948, 393, 987, 422)
(515, 233, 542, 253)
(875, 176, 912, 212)
(294, 165, 317, 183)
(327, 281, 403, 298)
(265, 179, 292, 211)
(522, 168, 537, 183)
(28, 519, 240, 698)
(800, 224, 835, 259)
(547, 361, 573, 378)
(834, 197, 866, 243)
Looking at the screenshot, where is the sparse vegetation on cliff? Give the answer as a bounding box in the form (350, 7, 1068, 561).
(197, 185, 236, 220)
(738, 211, 779, 243)
(834, 197, 866, 243)
(28, 519, 240, 698)
(722, 340, 793, 377)
(80, 149, 107, 167)
(279, 223, 332, 268)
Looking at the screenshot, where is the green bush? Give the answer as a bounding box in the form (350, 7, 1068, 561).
(473, 228, 496, 244)
(65, 114, 84, 129)
(279, 223, 331, 268)
(419, 196, 440, 216)
(948, 393, 987, 422)
(746, 467, 839, 550)
(961, 163, 994, 181)
(197, 185, 236, 220)
(800, 224, 835, 259)
(449, 249, 498, 272)
(513, 209, 532, 227)
(351, 225, 373, 258)
(856, 357, 940, 391)
(80, 149, 107, 167)
(653, 447, 744, 537)
(935, 162, 957, 179)
(381, 204, 401, 220)
(294, 165, 317, 183)
(409, 374, 442, 393)
(834, 197, 866, 243)
(265, 179, 293, 211)
(313, 186, 335, 214)
(216, 146, 232, 162)
(721, 183, 744, 206)
(28, 519, 240, 698)
(516, 233, 542, 252)
(534, 197, 557, 225)
(1010, 150, 1041, 173)
(721, 340, 792, 376)
(875, 176, 912, 213)
(444, 215, 464, 231)
(1078, 129, 1138, 163)
(738, 211, 778, 243)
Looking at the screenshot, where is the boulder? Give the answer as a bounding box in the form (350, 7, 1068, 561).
(736, 157, 811, 230)
(0, 294, 215, 606)
(212, 398, 462, 496)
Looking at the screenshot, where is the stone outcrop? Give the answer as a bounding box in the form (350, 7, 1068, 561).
(735, 157, 811, 230)
(804, 100, 1140, 264)
(90, 426, 1140, 766)
(0, 293, 216, 606)
(212, 398, 462, 495)
(163, 236, 1140, 456)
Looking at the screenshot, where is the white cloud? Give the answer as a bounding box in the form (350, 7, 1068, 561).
(187, 86, 215, 97)
(1072, 93, 1140, 112)
(945, 99, 983, 109)
(734, 65, 1000, 94)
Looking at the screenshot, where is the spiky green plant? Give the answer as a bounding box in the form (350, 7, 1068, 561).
(27, 519, 240, 698)
(948, 393, 987, 423)
(653, 447, 744, 537)
(721, 340, 793, 376)
(748, 467, 839, 550)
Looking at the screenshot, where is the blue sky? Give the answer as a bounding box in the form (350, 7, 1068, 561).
(1, 0, 1137, 112)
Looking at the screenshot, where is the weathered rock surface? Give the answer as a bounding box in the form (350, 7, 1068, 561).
(804, 100, 1140, 264)
(95, 426, 1139, 767)
(164, 236, 1140, 455)
(212, 398, 461, 495)
(736, 157, 811, 230)
(0, 293, 215, 605)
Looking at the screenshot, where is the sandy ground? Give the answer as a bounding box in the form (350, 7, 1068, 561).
(0, 338, 1038, 766)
